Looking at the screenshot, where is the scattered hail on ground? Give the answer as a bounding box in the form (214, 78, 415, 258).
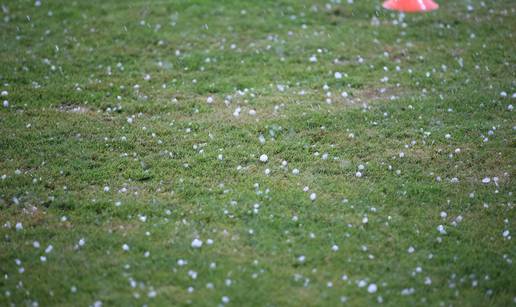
(0, 0, 515, 306)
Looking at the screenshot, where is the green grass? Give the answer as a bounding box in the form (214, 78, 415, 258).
(0, 0, 515, 306)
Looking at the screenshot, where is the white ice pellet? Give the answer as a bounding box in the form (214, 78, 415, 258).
(191, 238, 203, 248)
(367, 283, 377, 293)
(437, 225, 447, 235)
(259, 154, 268, 163)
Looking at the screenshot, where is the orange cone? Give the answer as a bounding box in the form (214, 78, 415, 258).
(383, 0, 439, 13)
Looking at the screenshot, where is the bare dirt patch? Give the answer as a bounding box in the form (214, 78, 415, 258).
(349, 86, 408, 105)
(58, 104, 94, 114)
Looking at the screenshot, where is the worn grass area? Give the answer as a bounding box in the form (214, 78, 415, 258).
(0, 0, 515, 306)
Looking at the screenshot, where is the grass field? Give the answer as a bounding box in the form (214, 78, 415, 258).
(0, 0, 515, 306)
